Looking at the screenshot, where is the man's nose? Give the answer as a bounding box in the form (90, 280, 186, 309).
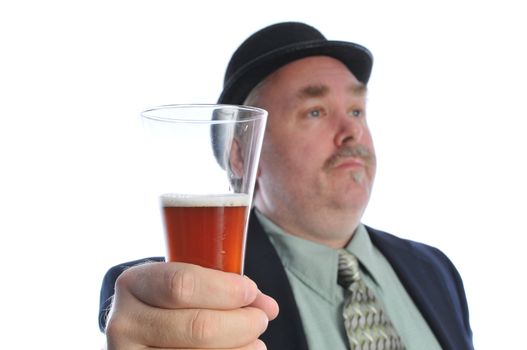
(334, 111, 363, 146)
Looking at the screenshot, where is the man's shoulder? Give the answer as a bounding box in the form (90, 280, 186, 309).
(364, 225, 456, 270)
(364, 226, 473, 348)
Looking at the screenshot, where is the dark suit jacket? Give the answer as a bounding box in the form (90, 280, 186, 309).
(99, 211, 474, 349)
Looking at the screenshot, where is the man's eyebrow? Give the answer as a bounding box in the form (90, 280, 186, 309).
(297, 85, 329, 99)
(349, 83, 368, 96)
(296, 83, 367, 99)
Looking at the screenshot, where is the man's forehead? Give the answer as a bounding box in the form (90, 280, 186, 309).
(251, 56, 368, 108)
(267, 56, 366, 90)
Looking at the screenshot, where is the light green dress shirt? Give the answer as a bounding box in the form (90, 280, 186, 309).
(254, 209, 442, 350)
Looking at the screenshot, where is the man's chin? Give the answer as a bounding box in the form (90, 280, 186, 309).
(350, 170, 367, 184)
(334, 182, 372, 207)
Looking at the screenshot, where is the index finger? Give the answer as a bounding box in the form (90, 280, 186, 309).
(115, 261, 259, 310)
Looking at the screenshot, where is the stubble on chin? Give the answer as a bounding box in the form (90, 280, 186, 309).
(350, 170, 366, 184)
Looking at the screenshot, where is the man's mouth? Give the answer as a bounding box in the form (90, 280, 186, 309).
(331, 157, 365, 170)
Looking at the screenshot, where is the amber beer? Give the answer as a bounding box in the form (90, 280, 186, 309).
(161, 193, 250, 274)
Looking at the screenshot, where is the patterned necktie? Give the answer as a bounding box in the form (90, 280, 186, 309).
(338, 249, 406, 350)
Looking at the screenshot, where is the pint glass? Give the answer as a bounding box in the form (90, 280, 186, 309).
(141, 104, 267, 274)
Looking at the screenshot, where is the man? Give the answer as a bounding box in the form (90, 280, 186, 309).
(100, 22, 473, 349)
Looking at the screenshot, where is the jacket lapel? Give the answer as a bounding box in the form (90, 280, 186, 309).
(367, 226, 473, 350)
(244, 210, 309, 350)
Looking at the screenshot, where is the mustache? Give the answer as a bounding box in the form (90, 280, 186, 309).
(324, 144, 374, 169)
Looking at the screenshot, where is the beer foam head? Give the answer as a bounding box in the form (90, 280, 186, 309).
(161, 193, 250, 207)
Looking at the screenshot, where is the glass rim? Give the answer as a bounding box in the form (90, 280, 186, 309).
(141, 104, 268, 124)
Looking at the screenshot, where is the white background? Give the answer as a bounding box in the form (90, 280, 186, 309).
(1, 1, 525, 348)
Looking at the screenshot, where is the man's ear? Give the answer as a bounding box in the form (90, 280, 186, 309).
(228, 137, 244, 179)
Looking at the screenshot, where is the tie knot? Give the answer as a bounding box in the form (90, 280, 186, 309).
(337, 249, 362, 288)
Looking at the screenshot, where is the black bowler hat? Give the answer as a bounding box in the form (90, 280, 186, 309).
(217, 22, 373, 105)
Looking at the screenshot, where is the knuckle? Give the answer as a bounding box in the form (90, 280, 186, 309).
(113, 271, 129, 293)
(105, 312, 137, 350)
(188, 310, 219, 344)
(104, 311, 128, 340)
(114, 264, 140, 294)
(166, 266, 197, 305)
(184, 308, 267, 348)
(225, 276, 256, 305)
(229, 278, 248, 299)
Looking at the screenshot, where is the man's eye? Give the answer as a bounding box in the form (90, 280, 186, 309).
(308, 109, 322, 118)
(350, 109, 362, 117)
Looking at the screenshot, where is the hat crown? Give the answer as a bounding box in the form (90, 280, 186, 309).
(218, 21, 373, 105)
(224, 22, 326, 84)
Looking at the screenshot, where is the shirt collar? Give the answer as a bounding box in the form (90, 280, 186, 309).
(344, 223, 380, 286)
(254, 209, 369, 303)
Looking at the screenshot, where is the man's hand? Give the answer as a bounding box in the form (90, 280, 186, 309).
(105, 262, 279, 349)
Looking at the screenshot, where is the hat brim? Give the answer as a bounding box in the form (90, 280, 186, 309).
(218, 40, 373, 105)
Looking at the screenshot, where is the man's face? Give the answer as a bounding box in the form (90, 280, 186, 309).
(252, 56, 376, 246)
